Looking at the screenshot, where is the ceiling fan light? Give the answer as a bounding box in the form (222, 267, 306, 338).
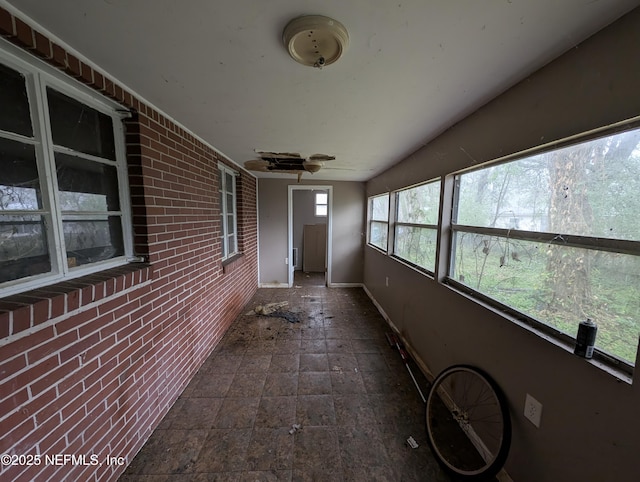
(304, 161, 323, 173)
(283, 15, 349, 68)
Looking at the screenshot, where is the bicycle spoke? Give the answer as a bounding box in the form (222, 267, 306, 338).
(425, 365, 511, 479)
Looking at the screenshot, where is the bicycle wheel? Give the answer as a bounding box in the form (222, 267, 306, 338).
(425, 365, 511, 479)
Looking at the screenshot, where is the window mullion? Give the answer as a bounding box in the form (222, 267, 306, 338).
(31, 71, 66, 278)
(0, 129, 40, 145)
(395, 221, 438, 230)
(435, 174, 455, 282)
(452, 224, 640, 256)
(51, 144, 119, 166)
(112, 116, 133, 259)
(386, 191, 395, 255)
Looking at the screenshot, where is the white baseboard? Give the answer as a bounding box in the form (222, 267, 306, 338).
(258, 282, 289, 288)
(363, 286, 435, 382)
(362, 285, 435, 381)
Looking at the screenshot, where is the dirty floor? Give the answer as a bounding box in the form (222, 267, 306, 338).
(119, 276, 454, 481)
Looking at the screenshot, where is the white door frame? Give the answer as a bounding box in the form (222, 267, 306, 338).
(287, 185, 333, 287)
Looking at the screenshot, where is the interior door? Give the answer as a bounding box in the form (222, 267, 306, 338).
(303, 224, 327, 272)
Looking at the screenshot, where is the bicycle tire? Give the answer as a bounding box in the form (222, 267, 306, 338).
(425, 365, 511, 479)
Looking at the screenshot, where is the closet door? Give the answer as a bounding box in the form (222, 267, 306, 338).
(303, 224, 326, 272)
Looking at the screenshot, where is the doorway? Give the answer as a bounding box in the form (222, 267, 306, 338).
(287, 185, 332, 287)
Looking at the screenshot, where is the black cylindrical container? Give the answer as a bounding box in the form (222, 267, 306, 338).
(574, 318, 597, 359)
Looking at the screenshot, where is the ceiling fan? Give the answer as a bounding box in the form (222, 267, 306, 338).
(244, 151, 335, 181)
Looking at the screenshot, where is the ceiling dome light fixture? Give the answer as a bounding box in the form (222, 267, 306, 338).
(283, 15, 349, 69)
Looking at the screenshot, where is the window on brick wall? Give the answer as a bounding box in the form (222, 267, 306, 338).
(219, 163, 238, 259)
(0, 49, 132, 296)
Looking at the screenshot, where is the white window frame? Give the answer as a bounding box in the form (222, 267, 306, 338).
(218, 162, 238, 260)
(0, 40, 133, 297)
(367, 193, 389, 251)
(315, 191, 328, 217)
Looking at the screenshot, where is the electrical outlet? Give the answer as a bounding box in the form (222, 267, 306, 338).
(285, 257, 288, 265)
(524, 393, 542, 428)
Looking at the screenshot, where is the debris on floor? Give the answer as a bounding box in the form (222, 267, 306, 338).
(289, 423, 302, 435)
(247, 301, 301, 323)
(406, 436, 419, 449)
(271, 310, 301, 323)
(254, 301, 289, 315)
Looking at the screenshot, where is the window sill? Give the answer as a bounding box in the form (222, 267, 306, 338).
(443, 278, 633, 385)
(389, 254, 436, 279)
(0, 263, 152, 340)
(222, 253, 245, 274)
(366, 243, 388, 254)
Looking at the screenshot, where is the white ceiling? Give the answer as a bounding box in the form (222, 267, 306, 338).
(5, 0, 639, 181)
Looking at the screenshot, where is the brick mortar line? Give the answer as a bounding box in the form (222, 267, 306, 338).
(0, 322, 206, 465)
(0, 278, 153, 351)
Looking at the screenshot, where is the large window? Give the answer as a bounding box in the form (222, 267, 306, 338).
(450, 127, 640, 366)
(394, 180, 441, 272)
(0, 53, 131, 295)
(368, 194, 389, 251)
(219, 163, 238, 259)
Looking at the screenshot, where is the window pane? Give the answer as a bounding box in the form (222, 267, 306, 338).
(451, 232, 640, 364)
(316, 205, 328, 216)
(370, 195, 389, 221)
(456, 129, 640, 240)
(0, 214, 50, 282)
(394, 226, 437, 271)
(316, 192, 328, 204)
(370, 221, 388, 249)
(63, 215, 123, 267)
(0, 138, 42, 211)
(55, 153, 120, 212)
(226, 213, 235, 236)
(397, 181, 440, 225)
(0, 63, 33, 137)
(228, 234, 236, 253)
(225, 172, 233, 191)
(47, 88, 116, 160)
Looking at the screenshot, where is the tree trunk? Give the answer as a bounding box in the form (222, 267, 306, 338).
(545, 147, 593, 319)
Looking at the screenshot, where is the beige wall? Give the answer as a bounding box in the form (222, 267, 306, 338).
(258, 179, 365, 285)
(365, 8, 640, 482)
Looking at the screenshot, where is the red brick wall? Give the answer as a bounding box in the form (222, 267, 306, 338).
(0, 7, 258, 481)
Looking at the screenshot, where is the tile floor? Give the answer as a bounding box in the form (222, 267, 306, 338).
(119, 278, 453, 481)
